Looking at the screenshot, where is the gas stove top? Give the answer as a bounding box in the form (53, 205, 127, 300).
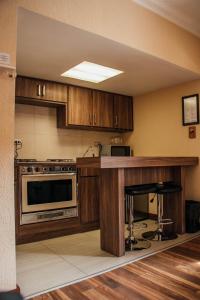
(16, 158, 75, 163)
(46, 159, 75, 163)
(15, 159, 36, 163)
(16, 158, 76, 174)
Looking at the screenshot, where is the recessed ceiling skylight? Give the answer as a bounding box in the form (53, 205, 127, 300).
(61, 61, 123, 83)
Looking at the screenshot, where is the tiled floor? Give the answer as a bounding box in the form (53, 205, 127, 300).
(16, 220, 200, 299)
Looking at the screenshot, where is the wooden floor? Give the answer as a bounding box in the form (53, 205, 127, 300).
(31, 236, 200, 300)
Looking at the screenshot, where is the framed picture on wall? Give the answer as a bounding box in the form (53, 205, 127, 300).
(182, 94, 199, 126)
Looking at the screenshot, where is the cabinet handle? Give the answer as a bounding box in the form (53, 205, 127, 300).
(115, 115, 118, 127)
(37, 84, 41, 96)
(94, 113, 97, 125)
(42, 85, 46, 96)
(89, 114, 92, 125)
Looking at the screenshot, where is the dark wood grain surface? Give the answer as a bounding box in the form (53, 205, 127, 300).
(79, 176, 100, 225)
(92, 90, 114, 128)
(30, 236, 200, 300)
(124, 166, 187, 233)
(68, 85, 93, 126)
(77, 157, 198, 256)
(77, 156, 199, 169)
(114, 94, 133, 130)
(16, 76, 68, 103)
(16, 76, 133, 132)
(100, 169, 125, 256)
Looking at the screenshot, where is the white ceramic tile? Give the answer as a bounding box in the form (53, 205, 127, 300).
(34, 107, 58, 135)
(60, 251, 127, 275)
(17, 260, 85, 298)
(15, 104, 117, 160)
(15, 104, 35, 135)
(16, 244, 62, 273)
(16, 241, 44, 251)
(34, 106, 53, 116)
(85, 229, 100, 239)
(41, 232, 90, 247)
(46, 241, 102, 258)
(15, 133, 36, 159)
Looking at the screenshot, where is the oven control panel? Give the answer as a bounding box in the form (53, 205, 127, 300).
(20, 165, 76, 174)
(21, 207, 78, 225)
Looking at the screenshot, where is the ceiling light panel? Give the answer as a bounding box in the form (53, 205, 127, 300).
(61, 61, 123, 83)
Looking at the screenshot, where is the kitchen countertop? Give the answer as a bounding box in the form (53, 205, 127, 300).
(76, 156, 199, 169)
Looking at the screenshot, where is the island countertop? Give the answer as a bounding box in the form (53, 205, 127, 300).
(76, 156, 198, 169)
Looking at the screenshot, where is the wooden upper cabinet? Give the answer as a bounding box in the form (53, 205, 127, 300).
(16, 76, 133, 132)
(67, 86, 93, 126)
(92, 91, 114, 128)
(41, 81, 68, 103)
(114, 95, 133, 130)
(15, 76, 68, 103)
(16, 76, 41, 99)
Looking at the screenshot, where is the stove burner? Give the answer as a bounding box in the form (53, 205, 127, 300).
(15, 158, 75, 163)
(46, 159, 75, 162)
(16, 159, 37, 162)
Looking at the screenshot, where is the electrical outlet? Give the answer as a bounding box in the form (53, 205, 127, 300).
(14, 139, 22, 145)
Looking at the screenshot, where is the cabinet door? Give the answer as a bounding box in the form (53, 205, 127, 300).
(16, 76, 42, 99)
(93, 91, 114, 128)
(68, 86, 93, 126)
(114, 95, 133, 130)
(42, 81, 68, 102)
(79, 177, 99, 224)
(16, 76, 68, 103)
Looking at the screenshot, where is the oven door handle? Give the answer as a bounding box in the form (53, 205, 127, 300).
(22, 172, 77, 177)
(65, 172, 76, 176)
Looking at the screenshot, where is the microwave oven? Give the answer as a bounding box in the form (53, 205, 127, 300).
(100, 145, 131, 156)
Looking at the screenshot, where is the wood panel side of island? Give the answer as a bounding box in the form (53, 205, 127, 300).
(100, 168, 125, 256)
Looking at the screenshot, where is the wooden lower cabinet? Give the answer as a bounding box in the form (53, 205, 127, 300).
(15, 165, 100, 244)
(79, 176, 100, 225)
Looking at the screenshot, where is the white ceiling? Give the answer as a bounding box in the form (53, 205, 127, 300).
(134, 0, 200, 38)
(17, 8, 200, 97)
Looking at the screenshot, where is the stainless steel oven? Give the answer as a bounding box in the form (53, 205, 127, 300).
(18, 162, 78, 224)
(22, 173, 77, 213)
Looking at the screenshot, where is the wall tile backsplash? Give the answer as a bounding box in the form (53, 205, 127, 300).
(15, 104, 120, 160)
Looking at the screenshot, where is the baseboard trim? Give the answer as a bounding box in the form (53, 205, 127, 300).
(148, 213, 157, 220)
(9, 285, 20, 293)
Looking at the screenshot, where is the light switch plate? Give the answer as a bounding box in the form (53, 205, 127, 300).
(189, 126, 196, 139)
(0, 52, 10, 65)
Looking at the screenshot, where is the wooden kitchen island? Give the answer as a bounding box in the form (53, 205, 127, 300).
(77, 157, 198, 257)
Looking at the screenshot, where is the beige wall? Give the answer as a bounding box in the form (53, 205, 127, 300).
(16, 0, 200, 74)
(0, 70, 16, 291)
(0, 1, 17, 65)
(126, 79, 200, 200)
(15, 104, 118, 160)
(0, 0, 17, 291)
